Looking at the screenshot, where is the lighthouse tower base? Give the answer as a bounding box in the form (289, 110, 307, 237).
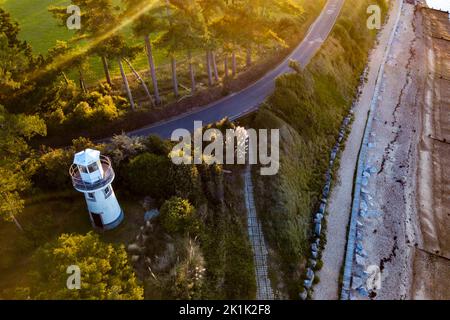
(95, 209, 124, 231)
(84, 187, 124, 231)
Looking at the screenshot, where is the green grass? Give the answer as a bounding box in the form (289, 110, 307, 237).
(1, 0, 73, 54)
(1, 0, 311, 86)
(0, 0, 171, 83)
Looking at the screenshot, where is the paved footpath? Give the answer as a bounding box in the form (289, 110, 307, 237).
(244, 166, 274, 300)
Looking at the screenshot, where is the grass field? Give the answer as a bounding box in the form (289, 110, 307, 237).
(1, 0, 73, 54)
(1, 0, 307, 86)
(0, 0, 173, 83)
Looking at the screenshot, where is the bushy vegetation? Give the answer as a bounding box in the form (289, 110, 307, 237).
(27, 232, 143, 300)
(160, 197, 197, 235)
(125, 152, 172, 198)
(0, 105, 46, 229)
(251, 0, 388, 298)
(143, 236, 206, 300)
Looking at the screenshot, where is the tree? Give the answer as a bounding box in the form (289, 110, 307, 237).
(168, 0, 206, 93)
(50, 0, 151, 109)
(0, 105, 46, 230)
(1, 8, 77, 114)
(0, 8, 34, 103)
(30, 232, 144, 299)
(49, 0, 117, 86)
(123, 0, 165, 104)
(198, 0, 225, 83)
(156, 0, 182, 98)
(105, 35, 140, 110)
(46, 40, 89, 93)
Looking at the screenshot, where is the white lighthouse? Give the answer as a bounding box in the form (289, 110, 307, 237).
(70, 149, 124, 230)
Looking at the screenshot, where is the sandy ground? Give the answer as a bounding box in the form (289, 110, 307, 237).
(313, 0, 404, 300)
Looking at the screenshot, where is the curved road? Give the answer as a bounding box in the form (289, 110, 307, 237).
(129, 0, 345, 139)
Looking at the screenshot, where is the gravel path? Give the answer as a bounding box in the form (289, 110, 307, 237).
(313, 0, 403, 300)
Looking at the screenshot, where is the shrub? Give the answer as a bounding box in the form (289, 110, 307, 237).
(170, 238, 205, 299)
(104, 134, 146, 167)
(168, 163, 202, 205)
(30, 232, 143, 300)
(125, 152, 171, 199)
(160, 197, 197, 235)
(72, 101, 92, 122)
(144, 135, 172, 156)
(71, 137, 96, 153)
(315, 259, 324, 271)
(91, 95, 119, 121)
(46, 107, 66, 127)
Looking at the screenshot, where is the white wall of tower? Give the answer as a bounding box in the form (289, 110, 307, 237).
(83, 185, 122, 227)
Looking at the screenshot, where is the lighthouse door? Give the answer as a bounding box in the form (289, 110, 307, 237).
(90, 212, 103, 228)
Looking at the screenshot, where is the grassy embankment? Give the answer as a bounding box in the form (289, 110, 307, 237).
(250, 0, 389, 298)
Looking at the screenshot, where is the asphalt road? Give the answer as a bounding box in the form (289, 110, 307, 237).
(129, 0, 345, 139)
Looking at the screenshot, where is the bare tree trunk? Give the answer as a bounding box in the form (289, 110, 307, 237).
(188, 50, 196, 93)
(124, 58, 154, 106)
(144, 35, 161, 104)
(206, 50, 213, 86)
(118, 58, 135, 110)
(232, 51, 237, 77)
(171, 56, 179, 98)
(246, 47, 252, 67)
(212, 51, 219, 82)
(79, 68, 87, 93)
(61, 72, 70, 85)
(224, 54, 229, 78)
(11, 214, 23, 232)
(101, 56, 112, 86)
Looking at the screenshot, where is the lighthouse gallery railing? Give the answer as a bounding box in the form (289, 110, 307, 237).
(69, 155, 115, 192)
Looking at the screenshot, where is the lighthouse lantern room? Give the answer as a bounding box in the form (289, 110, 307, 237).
(70, 148, 124, 230)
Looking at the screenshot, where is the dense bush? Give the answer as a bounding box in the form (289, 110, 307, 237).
(144, 135, 173, 157)
(104, 134, 146, 166)
(168, 164, 202, 205)
(70, 91, 122, 125)
(159, 197, 198, 235)
(34, 147, 73, 190)
(43, 82, 130, 132)
(33, 137, 97, 191)
(124, 152, 172, 199)
(29, 232, 143, 299)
